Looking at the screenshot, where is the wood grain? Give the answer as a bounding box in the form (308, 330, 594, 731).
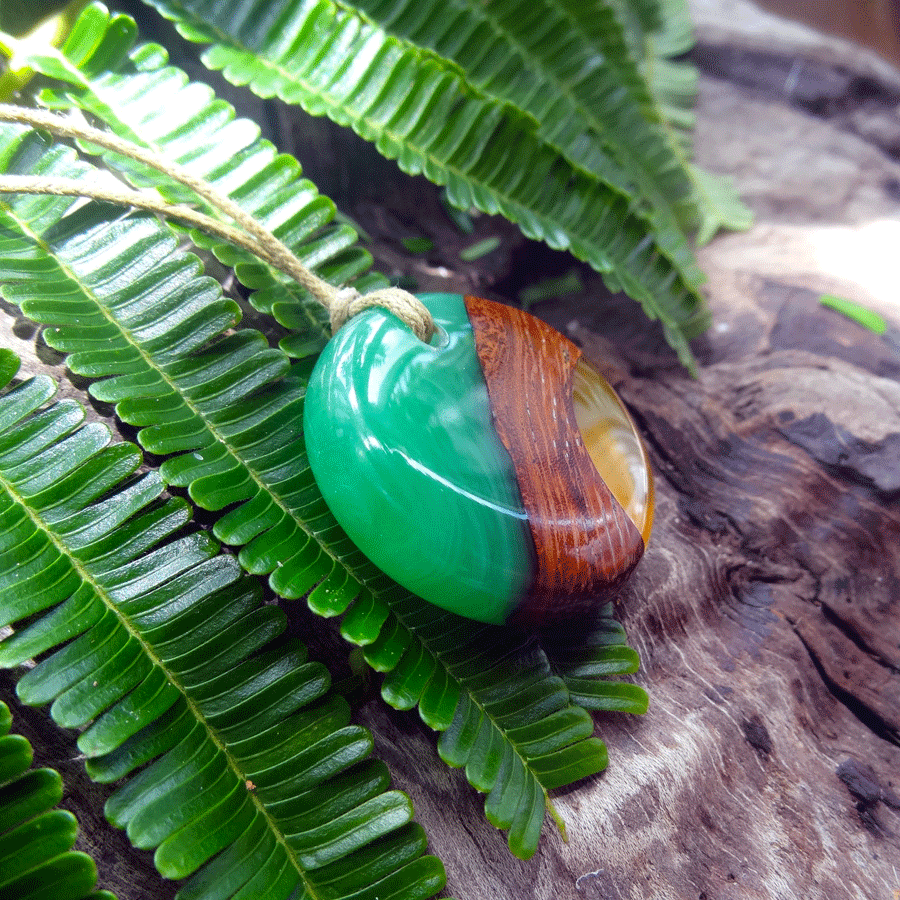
(464, 295, 645, 624)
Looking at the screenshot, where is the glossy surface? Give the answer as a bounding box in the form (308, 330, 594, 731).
(462, 295, 646, 624)
(304, 293, 532, 624)
(573, 360, 654, 545)
(305, 293, 652, 625)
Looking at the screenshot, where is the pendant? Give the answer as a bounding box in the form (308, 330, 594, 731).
(304, 293, 653, 626)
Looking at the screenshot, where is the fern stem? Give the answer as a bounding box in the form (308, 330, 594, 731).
(0, 104, 435, 341)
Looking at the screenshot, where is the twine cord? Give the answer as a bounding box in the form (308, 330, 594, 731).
(329, 286, 437, 340)
(0, 103, 436, 343)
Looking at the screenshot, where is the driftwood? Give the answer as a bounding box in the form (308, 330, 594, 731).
(2, 3, 899, 898)
(398, 19, 900, 893)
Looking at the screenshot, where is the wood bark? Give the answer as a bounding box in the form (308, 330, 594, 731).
(1, 4, 898, 899)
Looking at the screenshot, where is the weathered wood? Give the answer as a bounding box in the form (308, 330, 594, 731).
(372, 16, 900, 899)
(753, 0, 900, 67)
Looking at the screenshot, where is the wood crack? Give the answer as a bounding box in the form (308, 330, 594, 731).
(820, 602, 900, 676)
(788, 619, 900, 747)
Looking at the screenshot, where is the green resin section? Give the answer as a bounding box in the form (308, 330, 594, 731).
(304, 293, 533, 624)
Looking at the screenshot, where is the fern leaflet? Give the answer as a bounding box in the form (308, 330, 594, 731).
(0, 697, 117, 900)
(1, 2, 650, 861)
(139, 0, 711, 367)
(0, 353, 446, 899)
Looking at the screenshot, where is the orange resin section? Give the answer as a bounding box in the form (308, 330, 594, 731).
(573, 360, 654, 546)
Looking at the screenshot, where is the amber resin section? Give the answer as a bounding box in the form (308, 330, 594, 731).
(572, 359, 654, 546)
(463, 295, 646, 624)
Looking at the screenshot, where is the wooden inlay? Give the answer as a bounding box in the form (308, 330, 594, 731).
(464, 295, 645, 624)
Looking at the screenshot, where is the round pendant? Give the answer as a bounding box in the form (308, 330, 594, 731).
(304, 293, 653, 626)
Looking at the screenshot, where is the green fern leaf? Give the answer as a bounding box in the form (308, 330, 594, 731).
(348, 592, 610, 857)
(614, 0, 665, 37)
(1, 3, 650, 858)
(21, 2, 384, 354)
(543, 604, 650, 713)
(612, 0, 753, 241)
(681, 163, 753, 246)
(0, 116, 616, 859)
(0, 700, 115, 900)
(0, 348, 17, 383)
(137, 0, 711, 365)
(325, 0, 714, 287)
(0, 360, 446, 899)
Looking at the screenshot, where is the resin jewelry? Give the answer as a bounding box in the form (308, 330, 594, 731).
(304, 293, 653, 626)
(0, 109, 653, 624)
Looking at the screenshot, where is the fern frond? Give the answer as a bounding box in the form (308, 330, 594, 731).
(0, 698, 115, 900)
(611, 0, 753, 242)
(343, 591, 610, 859)
(138, 0, 711, 365)
(26, 2, 385, 355)
(326, 0, 715, 296)
(0, 357, 445, 899)
(543, 604, 649, 713)
(634, 0, 697, 133)
(1, 3, 651, 858)
(0, 112, 615, 859)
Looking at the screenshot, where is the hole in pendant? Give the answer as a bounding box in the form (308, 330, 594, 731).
(428, 323, 450, 349)
(572, 360, 654, 545)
